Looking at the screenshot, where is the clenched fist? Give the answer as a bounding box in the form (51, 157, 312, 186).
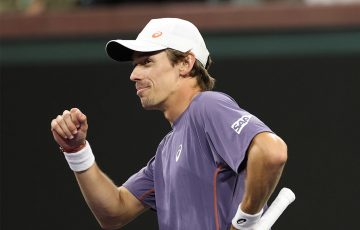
(51, 108, 88, 153)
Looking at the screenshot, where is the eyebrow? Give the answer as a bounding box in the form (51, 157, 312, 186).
(132, 54, 150, 66)
(132, 50, 164, 60)
(132, 52, 149, 59)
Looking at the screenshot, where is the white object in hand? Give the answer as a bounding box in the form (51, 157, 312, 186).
(254, 187, 296, 230)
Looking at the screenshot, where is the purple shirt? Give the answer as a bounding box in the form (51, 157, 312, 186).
(123, 91, 272, 230)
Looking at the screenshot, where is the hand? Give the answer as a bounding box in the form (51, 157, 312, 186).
(51, 108, 88, 152)
(230, 225, 238, 230)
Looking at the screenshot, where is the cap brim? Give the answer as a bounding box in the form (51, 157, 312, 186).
(106, 40, 167, 62)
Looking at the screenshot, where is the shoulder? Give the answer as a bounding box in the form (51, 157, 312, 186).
(188, 91, 246, 125)
(192, 91, 239, 112)
(195, 91, 236, 104)
(158, 130, 173, 147)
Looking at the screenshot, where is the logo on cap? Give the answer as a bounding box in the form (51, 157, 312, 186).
(152, 31, 163, 38)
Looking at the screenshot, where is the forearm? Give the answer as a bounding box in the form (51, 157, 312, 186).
(51, 109, 145, 228)
(74, 163, 126, 228)
(241, 155, 285, 213)
(241, 133, 287, 214)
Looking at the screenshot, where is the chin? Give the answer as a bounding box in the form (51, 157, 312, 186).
(140, 99, 158, 110)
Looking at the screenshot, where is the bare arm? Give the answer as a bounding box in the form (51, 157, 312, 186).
(75, 164, 148, 229)
(241, 132, 288, 214)
(51, 108, 147, 229)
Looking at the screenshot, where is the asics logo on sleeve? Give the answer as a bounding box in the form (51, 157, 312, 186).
(231, 115, 252, 134)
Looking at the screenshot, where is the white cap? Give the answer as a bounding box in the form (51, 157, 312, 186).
(106, 18, 210, 67)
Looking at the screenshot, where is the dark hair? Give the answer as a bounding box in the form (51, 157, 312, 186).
(165, 49, 215, 91)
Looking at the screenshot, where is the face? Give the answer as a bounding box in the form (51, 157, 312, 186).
(130, 51, 181, 110)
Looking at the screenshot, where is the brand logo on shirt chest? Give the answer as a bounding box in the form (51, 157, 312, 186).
(175, 144, 183, 162)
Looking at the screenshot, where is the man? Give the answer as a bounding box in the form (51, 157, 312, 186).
(51, 18, 287, 230)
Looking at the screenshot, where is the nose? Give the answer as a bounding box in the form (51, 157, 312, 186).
(130, 66, 143, 82)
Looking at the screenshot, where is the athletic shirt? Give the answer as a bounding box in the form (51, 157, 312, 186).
(123, 91, 272, 230)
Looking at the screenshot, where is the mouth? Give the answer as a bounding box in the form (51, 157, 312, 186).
(136, 85, 150, 96)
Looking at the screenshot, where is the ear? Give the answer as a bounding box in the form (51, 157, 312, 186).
(179, 53, 196, 77)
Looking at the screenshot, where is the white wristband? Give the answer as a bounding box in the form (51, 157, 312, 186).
(232, 203, 263, 230)
(63, 141, 95, 172)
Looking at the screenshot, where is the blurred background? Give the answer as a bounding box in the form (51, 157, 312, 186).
(1, 0, 360, 229)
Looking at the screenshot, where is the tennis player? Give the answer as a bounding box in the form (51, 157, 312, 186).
(51, 18, 288, 230)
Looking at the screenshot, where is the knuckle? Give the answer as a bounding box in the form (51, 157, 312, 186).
(63, 111, 70, 119)
(51, 122, 60, 132)
(70, 112, 78, 121)
(50, 119, 57, 129)
(56, 115, 63, 121)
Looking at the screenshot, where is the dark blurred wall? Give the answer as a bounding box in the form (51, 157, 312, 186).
(2, 3, 360, 227)
(1, 50, 360, 229)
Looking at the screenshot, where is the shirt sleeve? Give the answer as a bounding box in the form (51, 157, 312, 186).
(122, 156, 156, 210)
(199, 92, 273, 173)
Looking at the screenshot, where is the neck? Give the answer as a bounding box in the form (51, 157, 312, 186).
(163, 85, 201, 125)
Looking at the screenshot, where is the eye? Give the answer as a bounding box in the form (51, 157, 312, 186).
(132, 57, 152, 67)
(143, 58, 151, 65)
